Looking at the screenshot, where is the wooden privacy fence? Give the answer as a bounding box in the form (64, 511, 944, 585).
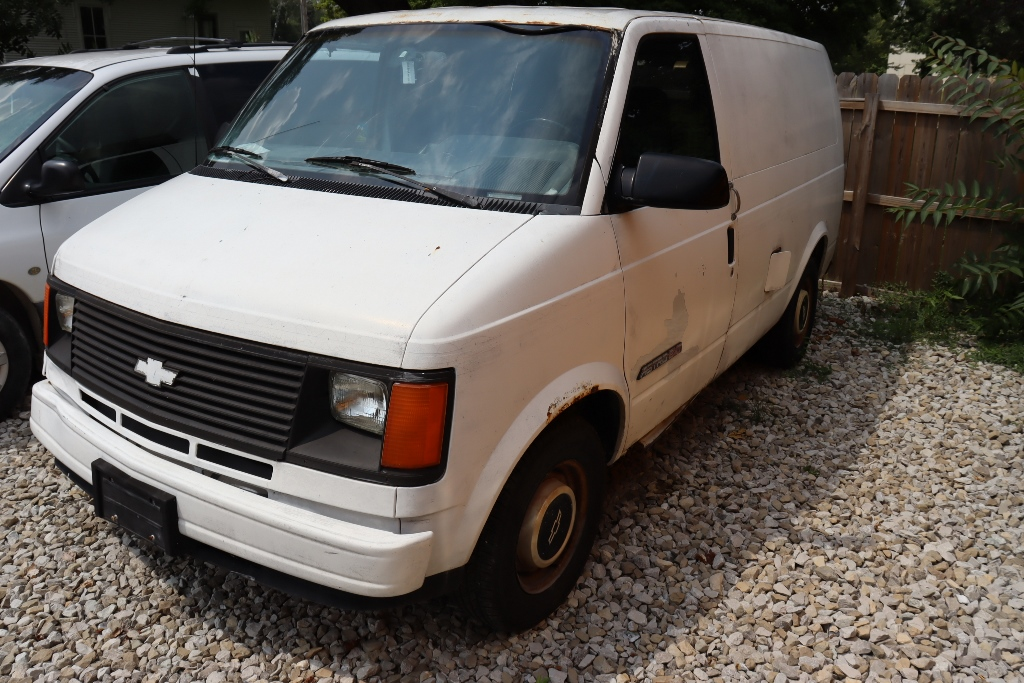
(829, 72, 1022, 295)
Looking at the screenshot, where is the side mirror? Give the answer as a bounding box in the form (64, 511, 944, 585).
(27, 158, 85, 198)
(612, 152, 730, 211)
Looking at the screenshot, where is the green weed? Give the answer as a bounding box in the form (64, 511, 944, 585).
(749, 399, 772, 424)
(787, 360, 833, 382)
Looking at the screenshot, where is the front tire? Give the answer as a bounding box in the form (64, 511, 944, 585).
(465, 415, 606, 632)
(755, 256, 820, 368)
(0, 308, 32, 419)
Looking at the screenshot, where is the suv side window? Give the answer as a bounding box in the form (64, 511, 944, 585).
(196, 61, 278, 143)
(41, 70, 204, 190)
(614, 33, 720, 168)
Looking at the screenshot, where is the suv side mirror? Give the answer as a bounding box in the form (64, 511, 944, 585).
(27, 158, 85, 198)
(612, 152, 730, 211)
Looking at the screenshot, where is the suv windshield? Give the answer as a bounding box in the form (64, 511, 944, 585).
(0, 66, 93, 164)
(214, 23, 613, 208)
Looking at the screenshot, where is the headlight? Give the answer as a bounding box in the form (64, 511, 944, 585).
(329, 372, 387, 435)
(55, 293, 75, 332)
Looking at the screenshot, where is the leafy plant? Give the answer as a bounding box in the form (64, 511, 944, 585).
(866, 275, 967, 345)
(959, 244, 1024, 329)
(892, 35, 1023, 339)
(893, 35, 1023, 228)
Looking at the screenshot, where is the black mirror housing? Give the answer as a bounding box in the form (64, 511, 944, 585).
(29, 158, 85, 198)
(613, 152, 730, 211)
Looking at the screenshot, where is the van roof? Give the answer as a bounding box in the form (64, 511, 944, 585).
(3, 45, 290, 73)
(314, 6, 686, 32)
(311, 6, 821, 49)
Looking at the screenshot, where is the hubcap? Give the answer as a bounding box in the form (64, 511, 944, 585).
(517, 480, 576, 570)
(793, 289, 811, 342)
(515, 461, 588, 594)
(0, 340, 9, 391)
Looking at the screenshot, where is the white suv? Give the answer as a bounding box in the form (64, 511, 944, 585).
(0, 40, 289, 417)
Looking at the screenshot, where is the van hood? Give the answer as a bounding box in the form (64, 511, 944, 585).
(53, 174, 534, 367)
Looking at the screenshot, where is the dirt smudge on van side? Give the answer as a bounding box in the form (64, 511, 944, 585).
(631, 289, 699, 381)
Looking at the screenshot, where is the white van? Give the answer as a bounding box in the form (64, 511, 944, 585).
(31, 8, 843, 631)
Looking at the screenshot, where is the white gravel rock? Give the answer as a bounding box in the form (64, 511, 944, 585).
(1, 293, 1023, 683)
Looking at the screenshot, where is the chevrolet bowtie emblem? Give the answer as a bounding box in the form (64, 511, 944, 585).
(134, 358, 178, 387)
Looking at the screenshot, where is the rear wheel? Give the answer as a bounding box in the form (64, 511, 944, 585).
(465, 416, 606, 632)
(0, 308, 32, 419)
(755, 256, 820, 368)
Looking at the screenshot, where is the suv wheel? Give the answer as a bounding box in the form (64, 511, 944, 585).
(0, 308, 32, 419)
(465, 415, 606, 632)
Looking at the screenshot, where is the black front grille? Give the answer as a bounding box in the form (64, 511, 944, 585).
(71, 296, 306, 459)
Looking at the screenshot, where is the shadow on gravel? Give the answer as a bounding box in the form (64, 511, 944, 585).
(3, 295, 920, 683)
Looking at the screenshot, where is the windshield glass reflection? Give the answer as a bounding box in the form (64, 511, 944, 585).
(0, 66, 93, 164)
(216, 23, 613, 206)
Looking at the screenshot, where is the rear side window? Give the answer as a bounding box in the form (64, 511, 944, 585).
(41, 70, 204, 190)
(615, 33, 719, 168)
(196, 61, 277, 143)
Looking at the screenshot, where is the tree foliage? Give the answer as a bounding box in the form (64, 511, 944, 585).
(0, 0, 66, 62)
(891, 0, 1023, 67)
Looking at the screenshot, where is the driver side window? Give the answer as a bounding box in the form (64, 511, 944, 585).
(614, 33, 720, 169)
(41, 70, 205, 190)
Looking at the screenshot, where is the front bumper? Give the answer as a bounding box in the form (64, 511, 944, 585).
(31, 378, 434, 598)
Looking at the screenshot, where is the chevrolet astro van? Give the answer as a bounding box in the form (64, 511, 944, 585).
(31, 7, 843, 630)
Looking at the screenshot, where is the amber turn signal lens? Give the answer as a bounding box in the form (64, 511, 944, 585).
(381, 382, 448, 469)
(42, 282, 51, 347)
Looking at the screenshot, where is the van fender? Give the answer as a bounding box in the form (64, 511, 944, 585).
(791, 220, 831, 294)
(450, 361, 628, 567)
(759, 220, 831, 314)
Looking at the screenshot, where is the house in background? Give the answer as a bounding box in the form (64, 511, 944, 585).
(23, 0, 272, 57)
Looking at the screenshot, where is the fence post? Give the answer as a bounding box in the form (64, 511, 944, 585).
(840, 92, 880, 297)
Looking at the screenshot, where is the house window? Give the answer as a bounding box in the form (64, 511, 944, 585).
(196, 13, 219, 38)
(80, 7, 107, 49)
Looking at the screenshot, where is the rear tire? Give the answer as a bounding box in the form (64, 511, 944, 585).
(755, 256, 820, 368)
(464, 415, 606, 632)
(0, 308, 32, 420)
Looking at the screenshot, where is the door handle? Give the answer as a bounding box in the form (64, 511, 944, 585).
(727, 226, 735, 265)
(729, 182, 741, 221)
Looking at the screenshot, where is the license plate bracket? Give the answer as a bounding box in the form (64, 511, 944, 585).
(92, 459, 179, 554)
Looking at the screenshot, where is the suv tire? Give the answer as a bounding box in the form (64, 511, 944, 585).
(0, 308, 32, 419)
(465, 415, 607, 632)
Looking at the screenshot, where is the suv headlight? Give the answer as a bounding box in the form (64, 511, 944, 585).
(55, 293, 75, 332)
(329, 371, 387, 435)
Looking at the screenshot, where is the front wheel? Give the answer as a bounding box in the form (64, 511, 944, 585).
(755, 256, 820, 368)
(0, 308, 32, 419)
(465, 416, 606, 632)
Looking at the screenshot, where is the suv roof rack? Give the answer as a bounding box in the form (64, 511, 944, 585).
(70, 37, 291, 55)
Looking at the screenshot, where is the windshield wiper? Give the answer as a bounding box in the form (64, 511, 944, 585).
(305, 155, 480, 209)
(208, 145, 261, 158)
(210, 147, 289, 183)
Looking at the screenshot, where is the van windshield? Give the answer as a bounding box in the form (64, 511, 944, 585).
(0, 66, 93, 164)
(214, 23, 613, 207)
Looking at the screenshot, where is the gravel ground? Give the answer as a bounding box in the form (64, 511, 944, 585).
(1, 292, 1023, 683)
